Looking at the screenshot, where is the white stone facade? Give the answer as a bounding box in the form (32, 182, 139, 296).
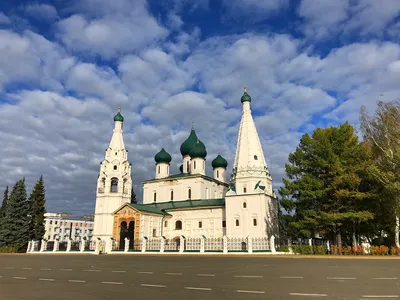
(93, 88, 279, 251)
(44, 213, 94, 242)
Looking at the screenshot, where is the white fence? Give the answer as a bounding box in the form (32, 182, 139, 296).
(27, 235, 277, 254)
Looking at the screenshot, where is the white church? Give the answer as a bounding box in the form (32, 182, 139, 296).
(93, 87, 279, 252)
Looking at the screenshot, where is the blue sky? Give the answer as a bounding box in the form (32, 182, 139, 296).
(0, 0, 399, 216)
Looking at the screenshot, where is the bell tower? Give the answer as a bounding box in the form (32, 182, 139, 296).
(93, 108, 132, 241)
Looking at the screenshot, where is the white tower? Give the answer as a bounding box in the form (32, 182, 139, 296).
(93, 108, 132, 242)
(189, 140, 207, 175)
(154, 148, 171, 179)
(225, 87, 278, 239)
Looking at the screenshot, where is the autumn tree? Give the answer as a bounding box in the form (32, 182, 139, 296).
(360, 100, 400, 247)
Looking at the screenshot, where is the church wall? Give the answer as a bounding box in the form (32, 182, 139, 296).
(162, 207, 225, 239)
(142, 177, 226, 204)
(225, 193, 274, 238)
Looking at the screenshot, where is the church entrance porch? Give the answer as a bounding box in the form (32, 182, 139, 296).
(118, 221, 135, 250)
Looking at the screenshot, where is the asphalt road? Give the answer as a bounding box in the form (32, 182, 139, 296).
(1, 254, 400, 300)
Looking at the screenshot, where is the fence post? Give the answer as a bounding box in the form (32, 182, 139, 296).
(66, 239, 72, 252)
(270, 235, 276, 253)
(95, 239, 100, 255)
(160, 237, 165, 253)
(247, 236, 253, 254)
(105, 237, 113, 253)
(141, 237, 147, 253)
(53, 240, 60, 252)
(179, 236, 185, 253)
(26, 241, 32, 253)
(200, 236, 205, 253)
(80, 240, 85, 252)
(124, 238, 129, 253)
(223, 236, 228, 254)
(40, 239, 46, 252)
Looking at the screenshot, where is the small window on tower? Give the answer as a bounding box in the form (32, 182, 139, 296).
(111, 178, 118, 193)
(217, 170, 219, 177)
(153, 192, 157, 202)
(198, 221, 202, 228)
(188, 188, 191, 199)
(114, 165, 117, 170)
(243, 202, 247, 208)
(115, 152, 117, 155)
(158, 165, 160, 174)
(235, 219, 240, 227)
(254, 155, 258, 160)
(253, 218, 258, 226)
(170, 190, 174, 201)
(222, 220, 226, 227)
(243, 187, 247, 193)
(194, 161, 196, 169)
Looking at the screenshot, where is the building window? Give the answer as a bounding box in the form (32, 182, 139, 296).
(188, 188, 191, 199)
(194, 160, 196, 169)
(153, 192, 157, 202)
(114, 165, 117, 170)
(50, 221, 52, 225)
(243, 202, 247, 208)
(110, 178, 118, 193)
(243, 187, 247, 193)
(170, 190, 174, 201)
(198, 221, 202, 228)
(254, 155, 258, 160)
(175, 220, 182, 230)
(235, 219, 240, 227)
(187, 161, 189, 172)
(115, 152, 117, 155)
(55, 221, 58, 225)
(217, 170, 219, 177)
(158, 165, 160, 174)
(253, 218, 257, 226)
(222, 221, 226, 227)
(164, 221, 168, 227)
(153, 229, 157, 237)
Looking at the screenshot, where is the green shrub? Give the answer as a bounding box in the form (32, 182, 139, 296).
(0, 247, 17, 253)
(313, 245, 326, 255)
(279, 245, 290, 252)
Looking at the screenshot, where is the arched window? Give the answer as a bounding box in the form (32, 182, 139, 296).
(243, 202, 247, 208)
(170, 190, 174, 201)
(175, 220, 182, 230)
(217, 170, 219, 177)
(253, 218, 257, 226)
(188, 188, 191, 199)
(235, 219, 240, 227)
(158, 165, 160, 174)
(194, 161, 196, 169)
(113, 165, 117, 170)
(243, 187, 247, 193)
(110, 178, 118, 193)
(153, 192, 157, 202)
(254, 155, 258, 160)
(187, 161, 189, 172)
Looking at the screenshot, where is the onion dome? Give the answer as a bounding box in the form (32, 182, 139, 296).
(180, 127, 199, 156)
(241, 86, 251, 103)
(114, 107, 124, 122)
(179, 164, 183, 173)
(211, 154, 228, 169)
(188, 140, 207, 159)
(154, 148, 172, 164)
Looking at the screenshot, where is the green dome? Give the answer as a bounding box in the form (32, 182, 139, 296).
(114, 107, 124, 122)
(180, 127, 199, 156)
(188, 140, 207, 159)
(212, 154, 228, 169)
(241, 86, 251, 103)
(154, 148, 171, 164)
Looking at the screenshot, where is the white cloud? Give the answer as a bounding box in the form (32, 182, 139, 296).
(24, 4, 58, 22)
(298, 0, 400, 39)
(0, 13, 10, 24)
(56, 0, 168, 58)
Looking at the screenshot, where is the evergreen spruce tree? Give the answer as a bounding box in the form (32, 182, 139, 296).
(131, 186, 137, 204)
(1, 179, 30, 251)
(29, 176, 46, 241)
(0, 186, 8, 218)
(0, 186, 9, 247)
